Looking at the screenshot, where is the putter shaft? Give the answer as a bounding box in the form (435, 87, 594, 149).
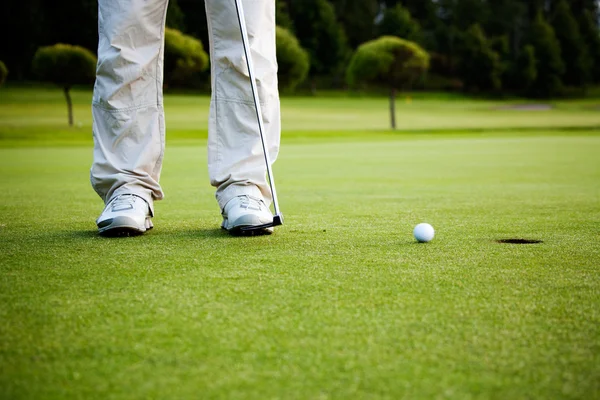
(234, 0, 283, 221)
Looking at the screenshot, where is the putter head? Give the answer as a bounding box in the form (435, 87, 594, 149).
(239, 213, 284, 233)
(272, 213, 284, 226)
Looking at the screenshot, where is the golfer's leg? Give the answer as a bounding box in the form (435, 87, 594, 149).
(205, 0, 281, 210)
(91, 0, 169, 215)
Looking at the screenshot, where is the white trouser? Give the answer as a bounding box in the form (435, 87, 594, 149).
(91, 0, 280, 214)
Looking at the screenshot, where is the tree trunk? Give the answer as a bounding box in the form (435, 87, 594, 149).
(311, 78, 317, 95)
(63, 86, 73, 127)
(389, 87, 396, 130)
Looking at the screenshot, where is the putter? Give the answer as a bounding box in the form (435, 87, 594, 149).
(234, 0, 284, 232)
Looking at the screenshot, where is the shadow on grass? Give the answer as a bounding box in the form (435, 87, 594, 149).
(68, 228, 271, 240)
(70, 230, 98, 239)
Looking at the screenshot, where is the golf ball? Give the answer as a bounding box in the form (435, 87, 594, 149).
(413, 223, 435, 242)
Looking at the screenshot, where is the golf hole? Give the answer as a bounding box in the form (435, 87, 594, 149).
(496, 239, 543, 244)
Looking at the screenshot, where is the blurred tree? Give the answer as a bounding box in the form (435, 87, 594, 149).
(551, 0, 592, 87)
(379, 0, 440, 50)
(40, 0, 98, 52)
(523, 0, 547, 19)
(429, 0, 465, 64)
(166, 0, 186, 32)
(346, 36, 429, 129)
(376, 4, 421, 43)
(528, 11, 565, 97)
(177, 0, 210, 52)
(578, 10, 600, 83)
(31, 44, 97, 126)
(509, 44, 538, 91)
(0, 61, 8, 87)
(431, 0, 492, 64)
(452, 0, 490, 30)
(434, 0, 489, 31)
(275, 26, 310, 90)
(486, 0, 528, 36)
(329, 0, 379, 48)
(286, 0, 349, 91)
(163, 28, 209, 89)
(387, 0, 439, 30)
(0, 0, 45, 80)
(486, 0, 529, 60)
(559, 0, 598, 21)
(431, 24, 462, 74)
(276, 0, 294, 32)
(457, 24, 502, 91)
(1, 0, 185, 81)
(488, 34, 512, 82)
(3, 0, 598, 97)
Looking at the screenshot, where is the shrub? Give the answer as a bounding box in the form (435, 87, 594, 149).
(347, 36, 429, 129)
(32, 43, 97, 126)
(276, 26, 310, 90)
(164, 28, 209, 88)
(32, 43, 96, 88)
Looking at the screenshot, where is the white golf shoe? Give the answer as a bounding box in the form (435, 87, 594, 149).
(96, 194, 153, 237)
(221, 195, 273, 235)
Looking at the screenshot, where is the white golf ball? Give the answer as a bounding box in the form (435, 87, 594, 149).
(413, 223, 435, 243)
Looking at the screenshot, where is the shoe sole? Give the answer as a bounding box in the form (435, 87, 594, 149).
(222, 215, 273, 236)
(222, 225, 273, 236)
(97, 216, 153, 237)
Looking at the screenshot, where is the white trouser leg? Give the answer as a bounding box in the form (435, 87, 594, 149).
(90, 0, 168, 215)
(205, 0, 281, 210)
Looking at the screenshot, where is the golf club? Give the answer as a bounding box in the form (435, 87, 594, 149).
(234, 0, 284, 232)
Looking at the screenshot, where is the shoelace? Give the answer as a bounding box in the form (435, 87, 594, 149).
(110, 194, 137, 211)
(238, 195, 263, 211)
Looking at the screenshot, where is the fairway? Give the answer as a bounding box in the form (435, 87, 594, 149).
(1, 86, 600, 145)
(0, 88, 599, 399)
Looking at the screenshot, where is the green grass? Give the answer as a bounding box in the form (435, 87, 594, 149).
(0, 86, 599, 399)
(1, 86, 599, 145)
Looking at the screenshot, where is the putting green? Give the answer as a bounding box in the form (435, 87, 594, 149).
(1, 126, 599, 398)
